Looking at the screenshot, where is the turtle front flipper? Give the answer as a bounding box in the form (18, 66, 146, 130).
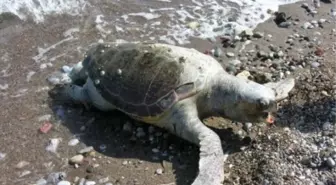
(163, 104, 225, 185)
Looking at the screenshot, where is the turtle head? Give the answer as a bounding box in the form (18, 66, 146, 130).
(208, 77, 295, 123)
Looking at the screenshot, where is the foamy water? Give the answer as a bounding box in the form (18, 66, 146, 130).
(0, 0, 300, 44)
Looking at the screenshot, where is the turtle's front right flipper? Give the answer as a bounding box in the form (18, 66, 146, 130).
(164, 104, 225, 185)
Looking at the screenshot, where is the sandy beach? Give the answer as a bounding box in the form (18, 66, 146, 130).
(0, 0, 335, 185)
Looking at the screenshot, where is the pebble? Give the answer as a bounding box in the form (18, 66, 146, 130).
(0, 152, 6, 161)
(311, 62, 320, 68)
(36, 179, 47, 185)
(122, 160, 128, 165)
(68, 138, 80, 146)
(241, 29, 253, 37)
(244, 122, 252, 130)
(47, 172, 67, 184)
(236, 70, 251, 80)
(16, 161, 30, 169)
(276, 51, 284, 58)
(279, 22, 291, 28)
(303, 22, 313, 29)
(155, 168, 163, 175)
(86, 166, 95, 173)
(78, 146, 94, 154)
(257, 51, 267, 58)
(85, 181, 96, 185)
(98, 177, 109, 184)
(38, 114, 52, 122)
(253, 32, 264, 38)
(57, 181, 71, 185)
(229, 59, 241, 66)
(226, 52, 235, 58)
(213, 47, 222, 57)
(19, 170, 31, 177)
(46, 138, 61, 153)
(69, 155, 84, 164)
(326, 157, 336, 167)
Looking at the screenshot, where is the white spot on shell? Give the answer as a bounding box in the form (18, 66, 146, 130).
(105, 44, 111, 48)
(117, 69, 122, 75)
(101, 49, 105, 53)
(144, 50, 148, 53)
(94, 79, 100, 84)
(100, 70, 105, 76)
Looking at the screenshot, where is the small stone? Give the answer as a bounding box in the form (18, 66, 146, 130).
(68, 138, 80, 146)
(86, 166, 94, 173)
(98, 177, 109, 184)
(19, 170, 31, 177)
(286, 38, 294, 44)
(279, 22, 291, 28)
(78, 146, 94, 154)
(229, 59, 241, 66)
(46, 138, 61, 153)
(85, 181, 96, 185)
(0, 152, 6, 161)
(253, 32, 264, 38)
(326, 157, 336, 168)
(318, 19, 326, 24)
(303, 22, 313, 29)
(257, 51, 267, 58)
(236, 70, 251, 80)
(226, 52, 235, 58)
(213, 47, 222, 57)
(122, 160, 128, 165)
(155, 168, 163, 175)
(47, 172, 67, 184)
(311, 62, 320, 68)
(301, 3, 309, 9)
(241, 29, 253, 37)
(244, 122, 252, 130)
(57, 181, 71, 185)
(36, 179, 47, 185)
(276, 51, 284, 58)
(16, 161, 30, 169)
(69, 155, 84, 164)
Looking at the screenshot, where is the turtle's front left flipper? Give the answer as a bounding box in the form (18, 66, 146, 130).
(164, 104, 225, 185)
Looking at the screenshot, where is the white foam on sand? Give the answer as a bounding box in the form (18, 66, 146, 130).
(158, 0, 300, 44)
(0, 0, 89, 23)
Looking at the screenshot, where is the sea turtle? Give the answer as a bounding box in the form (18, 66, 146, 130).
(50, 42, 295, 185)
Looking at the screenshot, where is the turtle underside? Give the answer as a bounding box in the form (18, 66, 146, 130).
(85, 43, 198, 117)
